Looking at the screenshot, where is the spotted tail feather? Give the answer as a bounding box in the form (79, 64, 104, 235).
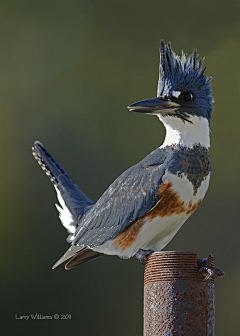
(32, 141, 95, 242)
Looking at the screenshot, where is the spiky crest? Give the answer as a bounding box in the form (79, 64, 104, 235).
(158, 41, 212, 97)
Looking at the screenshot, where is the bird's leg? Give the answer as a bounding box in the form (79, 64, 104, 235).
(135, 249, 154, 265)
(197, 254, 225, 280)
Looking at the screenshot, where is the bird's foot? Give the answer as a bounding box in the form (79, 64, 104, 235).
(135, 249, 154, 265)
(197, 254, 225, 280)
(198, 267, 225, 280)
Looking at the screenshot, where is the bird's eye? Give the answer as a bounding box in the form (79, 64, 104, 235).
(183, 92, 194, 102)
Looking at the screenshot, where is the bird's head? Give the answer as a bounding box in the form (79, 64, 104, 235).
(128, 40, 214, 124)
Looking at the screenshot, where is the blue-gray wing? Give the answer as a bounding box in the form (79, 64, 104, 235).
(72, 146, 174, 247)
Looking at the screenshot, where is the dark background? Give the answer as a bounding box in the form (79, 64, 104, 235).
(1, 1, 240, 335)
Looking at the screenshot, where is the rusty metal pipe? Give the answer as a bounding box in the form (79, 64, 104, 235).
(144, 251, 224, 336)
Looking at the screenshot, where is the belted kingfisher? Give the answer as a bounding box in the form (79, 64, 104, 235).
(32, 40, 214, 269)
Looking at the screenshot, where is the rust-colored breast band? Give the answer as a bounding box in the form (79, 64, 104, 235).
(113, 183, 201, 250)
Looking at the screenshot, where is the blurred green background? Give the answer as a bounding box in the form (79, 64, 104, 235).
(1, 1, 240, 335)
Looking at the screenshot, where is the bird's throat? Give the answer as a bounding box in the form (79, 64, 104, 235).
(158, 115, 210, 149)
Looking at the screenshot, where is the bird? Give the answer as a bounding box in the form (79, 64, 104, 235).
(32, 40, 214, 270)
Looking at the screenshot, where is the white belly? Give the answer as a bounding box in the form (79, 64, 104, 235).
(93, 171, 210, 258)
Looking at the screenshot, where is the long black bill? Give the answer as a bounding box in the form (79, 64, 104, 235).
(128, 97, 180, 115)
